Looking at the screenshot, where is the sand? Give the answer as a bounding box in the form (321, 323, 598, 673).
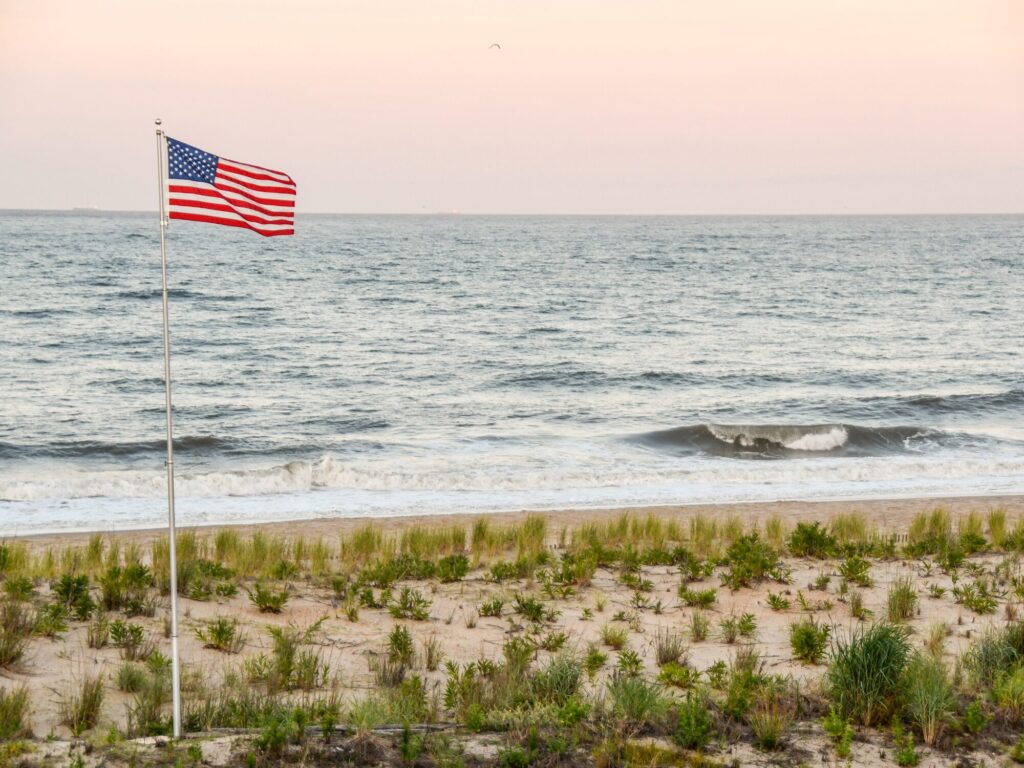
(2, 494, 1021, 766)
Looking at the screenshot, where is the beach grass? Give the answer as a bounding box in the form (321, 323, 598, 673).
(2, 504, 1024, 766)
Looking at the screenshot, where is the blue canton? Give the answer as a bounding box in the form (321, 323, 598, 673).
(167, 137, 219, 184)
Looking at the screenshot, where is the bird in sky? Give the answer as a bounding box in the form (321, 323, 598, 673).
(489, 43, 501, 50)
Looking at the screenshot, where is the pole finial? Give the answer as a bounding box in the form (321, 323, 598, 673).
(155, 118, 162, 125)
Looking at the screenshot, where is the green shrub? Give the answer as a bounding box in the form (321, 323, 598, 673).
(721, 534, 785, 590)
(766, 591, 790, 611)
(838, 555, 873, 587)
(110, 619, 152, 661)
(673, 689, 715, 749)
(99, 563, 153, 614)
(827, 623, 911, 726)
(787, 521, 837, 558)
(247, 583, 289, 613)
(658, 661, 700, 689)
(952, 579, 999, 614)
(388, 625, 415, 667)
(512, 593, 550, 623)
(52, 573, 96, 621)
(3, 577, 35, 602)
(584, 645, 607, 678)
(679, 587, 716, 608)
(789, 617, 830, 664)
(962, 697, 990, 734)
(195, 617, 246, 653)
(892, 722, 919, 767)
(389, 587, 431, 620)
(437, 553, 470, 583)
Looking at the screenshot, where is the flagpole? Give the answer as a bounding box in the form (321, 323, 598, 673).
(155, 117, 183, 739)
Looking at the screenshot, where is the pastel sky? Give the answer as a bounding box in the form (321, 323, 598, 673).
(1, 0, 1021, 214)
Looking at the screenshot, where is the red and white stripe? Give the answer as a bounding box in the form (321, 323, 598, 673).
(167, 154, 296, 237)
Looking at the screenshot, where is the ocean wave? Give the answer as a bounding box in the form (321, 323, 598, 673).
(637, 423, 950, 458)
(830, 389, 1024, 422)
(4, 450, 1024, 504)
(0, 435, 232, 460)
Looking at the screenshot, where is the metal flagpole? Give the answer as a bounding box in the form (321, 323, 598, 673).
(155, 118, 183, 739)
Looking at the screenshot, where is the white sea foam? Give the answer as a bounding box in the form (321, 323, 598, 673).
(707, 424, 850, 451)
(783, 426, 849, 451)
(3, 445, 1024, 509)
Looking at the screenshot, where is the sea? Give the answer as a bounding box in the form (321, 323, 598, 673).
(1, 211, 1022, 534)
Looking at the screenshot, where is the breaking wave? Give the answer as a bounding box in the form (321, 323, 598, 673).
(637, 423, 951, 457)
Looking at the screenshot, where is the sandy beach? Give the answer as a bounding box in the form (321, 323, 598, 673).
(3, 494, 1023, 766)
(17, 492, 1024, 549)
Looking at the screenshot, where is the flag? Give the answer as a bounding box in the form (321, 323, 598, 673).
(165, 137, 296, 237)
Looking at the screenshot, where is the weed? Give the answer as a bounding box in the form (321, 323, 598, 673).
(0, 601, 34, 668)
(606, 670, 669, 730)
(512, 593, 549, 623)
(962, 697, 990, 734)
(790, 617, 830, 664)
(584, 645, 607, 678)
(654, 627, 686, 666)
(479, 596, 505, 617)
(601, 623, 629, 650)
(689, 611, 710, 643)
(887, 577, 918, 622)
(389, 587, 432, 620)
(86, 614, 109, 649)
(673, 688, 715, 749)
(953, 578, 999, 614)
(748, 689, 796, 751)
(839, 555, 873, 587)
(195, 617, 246, 653)
(0, 686, 31, 740)
(892, 721, 920, 767)
(116, 662, 148, 693)
(767, 591, 790, 611)
(422, 634, 444, 671)
(679, 586, 716, 608)
(617, 648, 644, 675)
(247, 583, 289, 613)
(903, 653, 954, 746)
(59, 675, 104, 736)
(658, 661, 700, 689)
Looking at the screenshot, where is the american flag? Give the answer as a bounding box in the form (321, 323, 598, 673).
(165, 137, 296, 237)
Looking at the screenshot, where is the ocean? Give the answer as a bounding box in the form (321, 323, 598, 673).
(1, 211, 1022, 534)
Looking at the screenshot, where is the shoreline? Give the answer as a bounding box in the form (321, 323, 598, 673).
(11, 492, 1024, 548)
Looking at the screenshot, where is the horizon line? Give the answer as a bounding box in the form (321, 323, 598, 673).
(2, 207, 1023, 218)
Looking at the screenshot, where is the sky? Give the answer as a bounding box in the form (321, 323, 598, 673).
(1, 0, 1022, 214)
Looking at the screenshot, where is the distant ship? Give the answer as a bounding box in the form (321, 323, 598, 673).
(72, 206, 102, 212)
